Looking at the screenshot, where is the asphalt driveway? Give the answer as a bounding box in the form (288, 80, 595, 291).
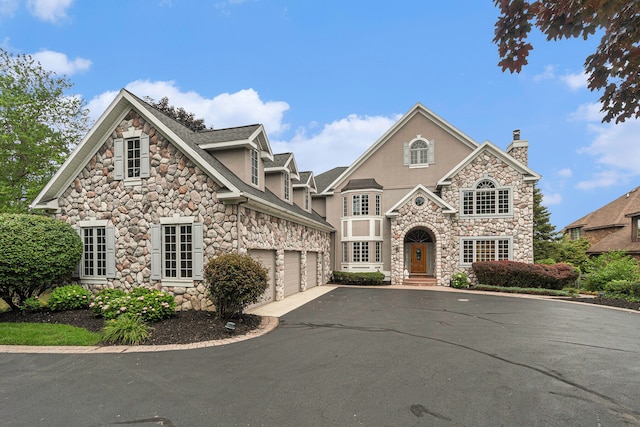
(1, 287, 640, 426)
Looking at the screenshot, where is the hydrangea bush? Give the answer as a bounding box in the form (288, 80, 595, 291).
(48, 284, 91, 311)
(90, 287, 176, 322)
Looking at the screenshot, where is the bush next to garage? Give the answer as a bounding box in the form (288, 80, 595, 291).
(204, 253, 269, 319)
(582, 251, 640, 292)
(0, 213, 82, 311)
(331, 271, 386, 286)
(472, 260, 579, 290)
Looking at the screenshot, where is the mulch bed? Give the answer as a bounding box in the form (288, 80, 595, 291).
(0, 309, 262, 346)
(559, 296, 640, 311)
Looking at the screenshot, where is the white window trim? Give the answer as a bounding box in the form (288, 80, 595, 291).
(152, 216, 202, 286)
(77, 220, 115, 281)
(251, 149, 259, 187)
(459, 236, 513, 267)
(460, 178, 514, 219)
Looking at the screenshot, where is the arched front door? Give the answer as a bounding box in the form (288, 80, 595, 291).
(405, 228, 435, 276)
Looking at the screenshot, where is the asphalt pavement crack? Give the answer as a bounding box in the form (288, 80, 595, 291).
(291, 321, 640, 425)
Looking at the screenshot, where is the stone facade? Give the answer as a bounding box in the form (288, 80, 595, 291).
(56, 110, 331, 310)
(389, 149, 535, 286)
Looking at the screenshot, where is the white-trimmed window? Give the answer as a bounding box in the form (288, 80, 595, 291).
(352, 242, 362, 262)
(343, 196, 348, 216)
(114, 135, 150, 181)
(461, 179, 512, 217)
(353, 195, 361, 216)
(342, 242, 348, 262)
(284, 172, 290, 201)
(77, 220, 115, 280)
(305, 188, 310, 211)
(151, 218, 203, 284)
(361, 195, 369, 215)
(404, 138, 435, 167)
(251, 149, 259, 186)
(460, 237, 511, 266)
(375, 195, 381, 216)
(375, 241, 381, 263)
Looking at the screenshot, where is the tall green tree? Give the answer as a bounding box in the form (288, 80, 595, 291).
(533, 186, 560, 262)
(493, 0, 640, 124)
(0, 48, 89, 212)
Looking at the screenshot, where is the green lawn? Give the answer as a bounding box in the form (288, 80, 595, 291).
(0, 323, 102, 346)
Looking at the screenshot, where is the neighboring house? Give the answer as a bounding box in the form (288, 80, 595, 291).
(32, 90, 540, 309)
(31, 90, 333, 310)
(313, 104, 540, 286)
(564, 186, 640, 260)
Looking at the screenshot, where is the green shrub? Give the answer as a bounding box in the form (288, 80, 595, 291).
(101, 314, 151, 345)
(451, 272, 469, 289)
(472, 260, 579, 290)
(90, 287, 175, 322)
(602, 280, 640, 301)
(0, 214, 82, 311)
(48, 284, 91, 311)
(331, 271, 386, 285)
(20, 296, 44, 312)
(204, 253, 269, 319)
(583, 251, 640, 291)
(90, 289, 126, 316)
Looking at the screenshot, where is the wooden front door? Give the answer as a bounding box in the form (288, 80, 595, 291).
(410, 243, 427, 274)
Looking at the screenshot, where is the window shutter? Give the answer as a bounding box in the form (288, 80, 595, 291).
(140, 135, 150, 178)
(105, 225, 116, 278)
(151, 224, 161, 280)
(192, 222, 204, 281)
(74, 227, 82, 278)
(403, 142, 410, 165)
(427, 140, 435, 164)
(114, 138, 124, 180)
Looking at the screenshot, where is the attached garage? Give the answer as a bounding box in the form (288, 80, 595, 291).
(284, 251, 301, 296)
(307, 251, 318, 288)
(250, 249, 276, 307)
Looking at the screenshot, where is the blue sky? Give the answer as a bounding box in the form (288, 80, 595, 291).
(2, 0, 639, 229)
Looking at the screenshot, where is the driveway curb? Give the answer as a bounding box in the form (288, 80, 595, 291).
(0, 315, 279, 354)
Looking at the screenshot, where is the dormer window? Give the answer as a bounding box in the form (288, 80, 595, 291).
(284, 171, 290, 201)
(569, 227, 583, 240)
(633, 217, 640, 242)
(251, 149, 259, 185)
(404, 138, 435, 167)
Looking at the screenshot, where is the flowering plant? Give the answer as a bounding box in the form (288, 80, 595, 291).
(91, 287, 175, 322)
(48, 284, 91, 311)
(451, 272, 470, 289)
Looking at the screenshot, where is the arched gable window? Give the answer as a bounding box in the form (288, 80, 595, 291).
(403, 138, 435, 166)
(461, 178, 511, 216)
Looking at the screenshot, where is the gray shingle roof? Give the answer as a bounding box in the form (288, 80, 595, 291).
(131, 93, 332, 230)
(264, 153, 292, 168)
(315, 166, 348, 193)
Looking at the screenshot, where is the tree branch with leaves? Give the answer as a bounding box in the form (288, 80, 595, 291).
(0, 48, 89, 212)
(493, 0, 640, 123)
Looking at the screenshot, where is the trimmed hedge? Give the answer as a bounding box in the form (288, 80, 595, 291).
(204, 253, 269, 319)
(472, 260, 579, 290)
(331, 271, 385, 286)
(0, 214, 82, 311)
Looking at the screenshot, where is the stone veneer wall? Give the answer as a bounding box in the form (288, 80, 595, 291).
(56, 110, 331, 310)
(390, 150, 534, 286)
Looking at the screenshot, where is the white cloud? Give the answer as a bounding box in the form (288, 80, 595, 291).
(87, 80, 290, 135)
(31, 50, 91, 75)
(557, 168, 572, 178)
(271, 114, 400, 172)
(541, 192, 562, 206)
(560, 71, 588, 90)
(86, 80, 399, 173)
(26, 0, 73, 23)
(575, 118, 640, 190)
(0, 0, 19, 17)
(533, 65, 556, 82)
(569, 102, 603, 122)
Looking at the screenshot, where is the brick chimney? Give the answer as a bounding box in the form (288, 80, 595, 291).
(507, 129, 528, 165)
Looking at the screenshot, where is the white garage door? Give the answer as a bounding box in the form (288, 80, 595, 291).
(249, 250, 276, 307)
(284, 251, 301, 296)
(307, 252, 318, 288)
